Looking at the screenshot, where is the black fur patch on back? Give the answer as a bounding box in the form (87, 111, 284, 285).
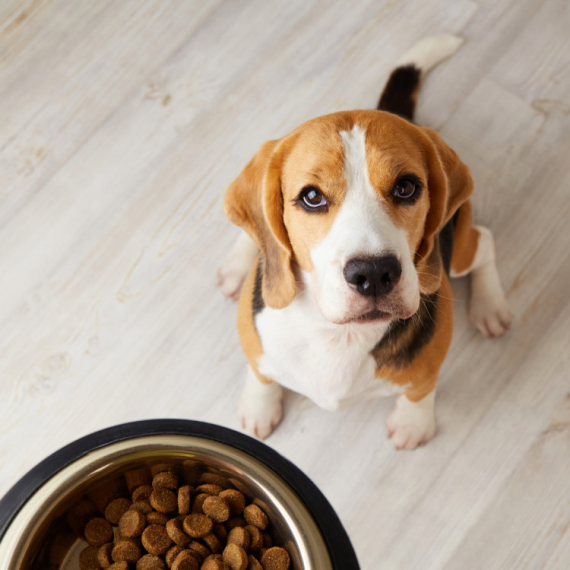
(377, 65, 421, 122)
(439, 211, 458, 274)
(371, 290, 439, 369)
(252, 258, 265, 316)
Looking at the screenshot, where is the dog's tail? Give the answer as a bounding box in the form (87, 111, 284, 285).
(377, 34, 464, 122)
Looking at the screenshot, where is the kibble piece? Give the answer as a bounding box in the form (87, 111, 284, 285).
(137, 553, 166, 570)
(262, 534, 272, 549)
(247, 555, 263, 570)
(171, 550, 200, 570)
(105, 498, 132, 525)
(213, 522, 228, 542)
(243, 506, 268, 531)
(259, 547, 290, 570)
(218, 490, 246, 517)
(79, 545, 101, 570)
(153, 471, 179, 490)
(166, 517, 191, 546)
(84, 517, 114, 547)
(131, 500, 154, 514)
(124, 468, 152, 493)
(119, 509, 146, 538)
(132, 485, 154, 503)
(188, 540, 211, 559)
(112, 540, 142, 564)
(150, 488, 178, 513)
(196, 484, 223, 496)
(178, 485, 192, 515)
(191, 493, 208, 514)
(203, 496, 231, 523)
(165, 545, 185, 568)
(199, 473, 229, 488)
(142, 524, 172, 555)
(98, 543, 114, 568)
(151, 463, 177, 477)
(223, 543, 248, 570)
(203, 532, 222, 553)
(147, 511, 169, 525)
(108, 563, 129, 570)
(226, 518, 246, 531)
(183, 513, 213, 538)
(202, 555, 230, 570)
(258, 548, 267, 559)
(245, 526, 263, 551)
(227, 527, 250, 551)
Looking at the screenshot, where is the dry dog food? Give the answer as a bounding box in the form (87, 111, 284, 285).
(74, 465, 291, 570)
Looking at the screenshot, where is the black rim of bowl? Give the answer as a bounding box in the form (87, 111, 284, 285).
(0, 419, 360, 569)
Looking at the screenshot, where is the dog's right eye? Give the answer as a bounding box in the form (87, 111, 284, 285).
(297, 186, 328, 212)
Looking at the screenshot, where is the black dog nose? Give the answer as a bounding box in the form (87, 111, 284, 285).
(343, 255, 402, 297)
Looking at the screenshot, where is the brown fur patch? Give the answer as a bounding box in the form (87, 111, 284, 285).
(451, 201, 480, 275)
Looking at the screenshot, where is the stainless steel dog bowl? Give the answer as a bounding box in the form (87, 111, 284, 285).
(0, 420, 359, 569)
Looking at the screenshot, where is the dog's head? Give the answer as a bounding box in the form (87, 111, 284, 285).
(224, 111, 473, 324)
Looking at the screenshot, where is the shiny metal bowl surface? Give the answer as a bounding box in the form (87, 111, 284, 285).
(0, 421, 359, 570)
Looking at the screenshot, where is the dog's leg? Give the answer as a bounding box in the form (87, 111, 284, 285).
(217, 232, 259, 300)
(387, 390, 436, 450)
(452, 224, 513, 337)
(237, 366, 283, 440)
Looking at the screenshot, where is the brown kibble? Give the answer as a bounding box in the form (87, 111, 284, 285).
(243, 505, 268, 531)
(196, 484, 223, 496)
(191, 493, 208, 514)
(227, 527, 250, 551)
(119, 509, 146, 538)
(202, 554, 230, 570)
(213, 522, 228, 542)
(67, 498, 99, 538)
(142, 524, 172, 555)
(219, 490, 246, 517)
(98, 543, 114, 569)
(244, 526, 263, 551)
(85, 517, 113, 546)
(132, 485, 154, 503)
(124, 468, 152, 493)
(131, 500, 154, 514)
(166, 517, 191, 546)
(79, 545, 101, 570)
(203, 496, 231, 523)
(137, 553, 166, 570)
(198, 473, 229, 488)
(171, 550, 200, 570)
(147, 511, 169, 525)
(188, 540, 211, 559)
(150, 488, 178, 513)
(226, 518, 246, 531)
(203, 532, 222, 553)
(108, 563, 129, 570)
(153, 471, 179, 490)
(112, 540, 142, 563)
(262, 534, 272, 549)
(150, 463, 178, 477)
(247, 555, 263, 570)
(183, 513, 213, 538)
(105, 498, 132, 525)
(178, 485, 192, 515)
(223, 543, 248, 570)
(165, 545, 184, 568)
(260, 547, 290, 570)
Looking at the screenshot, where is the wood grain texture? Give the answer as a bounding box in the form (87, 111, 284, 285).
(1, 0, 569, 568)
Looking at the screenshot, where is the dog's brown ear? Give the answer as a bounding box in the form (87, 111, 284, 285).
(416, 128, 474, 293)
(223, 138, 296, 309)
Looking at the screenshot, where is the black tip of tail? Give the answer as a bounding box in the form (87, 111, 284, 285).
(377, 65, 421, 122)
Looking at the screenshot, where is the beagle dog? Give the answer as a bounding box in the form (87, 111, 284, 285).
(218, 35, 513, 449)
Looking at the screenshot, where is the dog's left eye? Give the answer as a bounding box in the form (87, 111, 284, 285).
(298, 186, 328, 211)
(393, 176, 421, 201)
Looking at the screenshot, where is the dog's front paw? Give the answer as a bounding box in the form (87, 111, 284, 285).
(470, 268, 513, 338)
(217, 259, 248, 301)
(387, 393, 436, 450)
(237, 372, 283, 440)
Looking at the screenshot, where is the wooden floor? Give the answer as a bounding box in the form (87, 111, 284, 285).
(1, 0, 570, 567)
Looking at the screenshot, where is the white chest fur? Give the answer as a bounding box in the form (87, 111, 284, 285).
(255, 291, 406, 411)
